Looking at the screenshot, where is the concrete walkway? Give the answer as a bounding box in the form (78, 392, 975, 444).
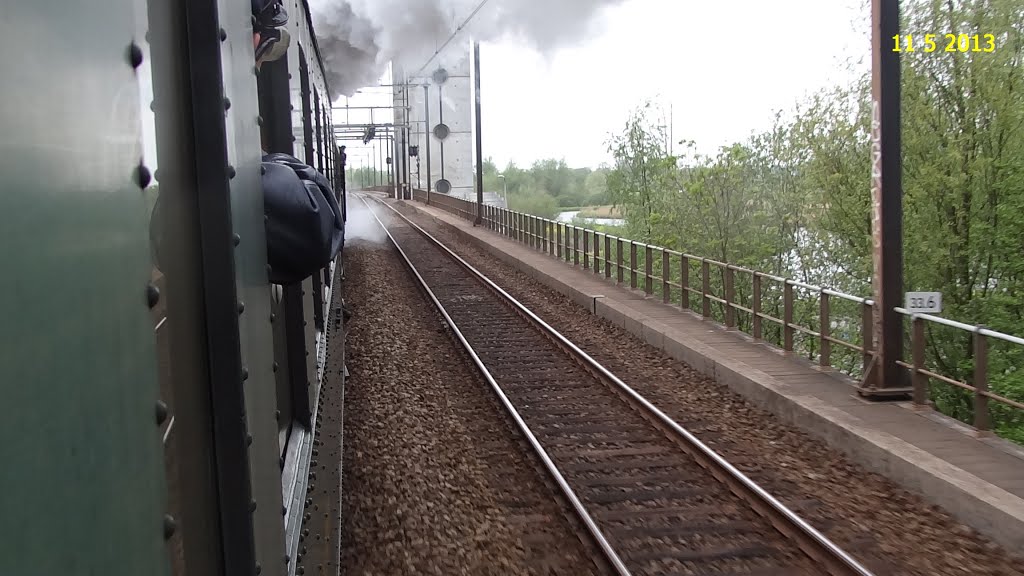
(395, 197, 1024, 552)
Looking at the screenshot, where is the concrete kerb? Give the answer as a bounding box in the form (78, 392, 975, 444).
(396, 199, 1024, 552)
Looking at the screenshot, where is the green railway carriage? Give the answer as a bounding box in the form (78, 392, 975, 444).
(0, 1, 345, 575)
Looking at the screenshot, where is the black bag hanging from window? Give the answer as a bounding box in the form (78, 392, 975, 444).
(147, 153, 343, 286)
(262, 153, 344, 285)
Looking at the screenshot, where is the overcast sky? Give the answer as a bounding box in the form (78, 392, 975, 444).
(337, 0, 872, 171)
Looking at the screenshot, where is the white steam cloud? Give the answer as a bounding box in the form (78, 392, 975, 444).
(309, 0, 625, 97)
(344, 195, 390, 244)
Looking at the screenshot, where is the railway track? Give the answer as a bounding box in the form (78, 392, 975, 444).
(361, 194, 874, 576)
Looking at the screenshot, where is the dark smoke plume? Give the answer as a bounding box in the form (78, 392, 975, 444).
(309, 0, 625, 97)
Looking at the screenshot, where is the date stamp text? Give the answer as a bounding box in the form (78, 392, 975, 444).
(892, 33, 997, 53)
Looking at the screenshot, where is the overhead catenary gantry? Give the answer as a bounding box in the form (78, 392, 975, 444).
(330, 100, 412, 190)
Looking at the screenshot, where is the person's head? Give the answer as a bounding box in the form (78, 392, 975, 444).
(252, 0, 290, 69)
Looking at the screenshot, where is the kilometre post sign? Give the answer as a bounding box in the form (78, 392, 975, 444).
(905, 292, 942, 314)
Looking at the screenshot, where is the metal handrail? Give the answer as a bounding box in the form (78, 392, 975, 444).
(896, 307, 1024, 346)
(414, 194, 1024, 435)
(436, 197, 853, 353)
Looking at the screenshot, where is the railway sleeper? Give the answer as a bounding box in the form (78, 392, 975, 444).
(583, 487, 712, 505)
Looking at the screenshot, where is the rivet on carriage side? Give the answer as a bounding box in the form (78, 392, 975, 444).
(135, 164, 152, 189)
(227, 165, 237, 179)
(146, 284, 160, 309)
(127, 43, 143, 69)
(219, 28, 228, 41)
(155, 400, 168, 426)
(163, 515, 176, 539)
(233, 233, 241, 246)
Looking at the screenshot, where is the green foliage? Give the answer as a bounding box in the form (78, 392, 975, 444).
(480, 156, 612, 211)
(584, 171, 609, 205)
(589, 0, 1024, 442)
(509, 190, 561, 220)
(347, 166, 390, 189)
(605, 100, 678, 242)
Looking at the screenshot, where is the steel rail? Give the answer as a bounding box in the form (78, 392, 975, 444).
(356, 195, 632, 576)
(372, 196, 876, 576)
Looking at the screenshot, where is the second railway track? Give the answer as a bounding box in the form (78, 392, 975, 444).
(361, 194, 874, 576)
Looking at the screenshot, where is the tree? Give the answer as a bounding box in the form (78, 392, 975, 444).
(584, 169, 609, 205)
(593, 0, 1024, 441)
(605, 101, 677, 241)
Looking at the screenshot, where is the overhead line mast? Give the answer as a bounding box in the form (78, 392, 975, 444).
(862, 0, 908, 398)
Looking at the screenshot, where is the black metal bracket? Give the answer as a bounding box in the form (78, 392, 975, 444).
(183, 0, 257, 572)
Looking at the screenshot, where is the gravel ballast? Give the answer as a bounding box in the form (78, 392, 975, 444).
(339, 234, 604, 575)
(397, 203, 1024, 576)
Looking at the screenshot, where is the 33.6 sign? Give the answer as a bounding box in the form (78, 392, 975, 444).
(905, 291, 942, 314)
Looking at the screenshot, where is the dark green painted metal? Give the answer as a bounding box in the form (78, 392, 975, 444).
(182, 0, 259, 569)
(145, 0, 226, 572)
(219, 0, 289, 570)
(0, 2, 168, 575)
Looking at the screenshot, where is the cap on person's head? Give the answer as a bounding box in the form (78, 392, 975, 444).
(253, 0, 289, 31)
